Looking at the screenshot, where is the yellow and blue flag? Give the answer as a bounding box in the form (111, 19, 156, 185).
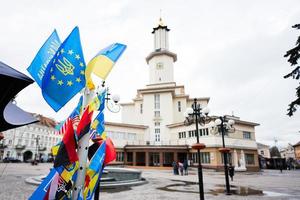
(88, 89, 106, 112)
(27, 30, 61, 87)
(91, 111, 105, 137)
(89, 90, 106, 139)
(86, 43, 126, 89)
(41, 27, 86, 112)
(82, 141, 106, 200)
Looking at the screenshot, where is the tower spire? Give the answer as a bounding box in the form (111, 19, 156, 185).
(159, 9, 164, 26)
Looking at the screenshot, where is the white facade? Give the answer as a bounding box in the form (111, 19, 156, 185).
(0, 120, 61, 161)
(280, 144, 295, 160)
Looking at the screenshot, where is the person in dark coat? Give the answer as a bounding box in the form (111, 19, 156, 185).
(172, 161, 179, 175)
(183, 159, 188, 175)
(279, 163, 283, 173)
(228, 163, 235, 181)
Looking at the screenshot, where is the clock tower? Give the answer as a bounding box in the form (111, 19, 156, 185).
(146, 18, 177, 85)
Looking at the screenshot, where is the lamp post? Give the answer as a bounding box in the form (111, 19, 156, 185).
(184, 98, 210, 200)
(214, 116, 235, 195)
(35, 136, 40, 163)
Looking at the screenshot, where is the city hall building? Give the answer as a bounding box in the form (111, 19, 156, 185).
(105, 19, 260, 171)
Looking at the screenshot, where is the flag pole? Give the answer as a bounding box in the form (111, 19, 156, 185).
(72, 87, 94, 199)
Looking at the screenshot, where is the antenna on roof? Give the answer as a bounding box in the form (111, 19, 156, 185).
(274, 137, 278, 147)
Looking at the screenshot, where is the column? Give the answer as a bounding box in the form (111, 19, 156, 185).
(240, 150, 246, 169)
(124, 150, 127, 165)
(233, 149, 238, 167)
(133, 151, 136, 166)
(173, 151, 178, 162)
(159, 152, 164, 167)
(145, 151, 149, 166)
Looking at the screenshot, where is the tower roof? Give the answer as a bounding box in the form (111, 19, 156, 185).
(145, 49, 177, 63)
(152, 17, 170, 33)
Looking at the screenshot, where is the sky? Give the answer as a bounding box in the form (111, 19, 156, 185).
(0, 0, 299, 147)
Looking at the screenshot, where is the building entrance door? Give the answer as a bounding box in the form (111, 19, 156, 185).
(178, 152, 187, 163)
(136, 152, 146, 166)
(163, 152, 173, 166)
(23, 151, 33, 162)
(150, 152, 160, 166)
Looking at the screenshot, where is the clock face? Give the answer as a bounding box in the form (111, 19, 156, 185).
(156, 62, 164, 69)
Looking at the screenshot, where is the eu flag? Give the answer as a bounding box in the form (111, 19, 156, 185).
(27, 30, 61, 87)
(42, 27, 86, 111)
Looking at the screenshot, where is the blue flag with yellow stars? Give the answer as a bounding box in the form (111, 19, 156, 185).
(27, 30, 61, 87)
(42, 27, 86, 112)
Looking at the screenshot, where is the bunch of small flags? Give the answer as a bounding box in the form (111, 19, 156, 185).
(27, 27, 126, 200)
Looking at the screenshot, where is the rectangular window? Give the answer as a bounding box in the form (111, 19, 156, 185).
(205, 128, 209, 136)
(155, 133, 160, 142)
(178, 131, 186, 139)
(140, 104, 143, 114)
(154, 94, 160, 109)
(201, 152, 211, 164)
(221, 153, 232, 164)
(260, 150, 264, 155)
(116, 152, 124, 162)
(245, 154, 255, 165)
(192, 152, 211, 164)
(154, 111, 160, 117)
(243, 132, 251, 139)
(178, 101, 181, 112)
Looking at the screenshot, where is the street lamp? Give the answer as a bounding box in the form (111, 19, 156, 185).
(213, 116, 235, 195)
(35, 136, 40, 163)
(184, 98, 210, 200)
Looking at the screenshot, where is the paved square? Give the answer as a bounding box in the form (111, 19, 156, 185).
(0, 163, 299, 200)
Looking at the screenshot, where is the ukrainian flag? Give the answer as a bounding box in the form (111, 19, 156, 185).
(86, 43, 126, 89)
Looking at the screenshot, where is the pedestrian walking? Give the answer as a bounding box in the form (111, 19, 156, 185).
(183, 159, 188, 175)
(172, 161, 179, 175)
(178, 161, 184, 176)
(228, 163, 235, 181)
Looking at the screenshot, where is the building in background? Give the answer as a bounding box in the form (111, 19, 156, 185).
(257, 142, 270, 169)
(257, 142, 271, 158)
(0, 115, 61, 162)
(293, 141, 300, 162)
(280, 143, 295, 160)
(105, 19, 260, 171)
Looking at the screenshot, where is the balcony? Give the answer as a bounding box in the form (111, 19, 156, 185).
(0, 143, 7, 149)
(15, 144, 26, 150)
(38, 147, 47, 151)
